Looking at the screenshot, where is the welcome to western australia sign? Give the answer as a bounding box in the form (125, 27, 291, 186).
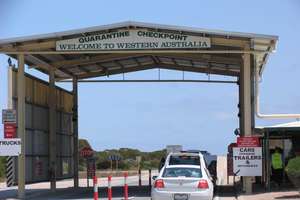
(56, 29, 211, 51)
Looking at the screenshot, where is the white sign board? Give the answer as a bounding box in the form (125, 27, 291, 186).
(0, 139, 21, 156)
(56, 29, 211, 51)
(233, 147, 262, 176)
(2, 109, 16, 124)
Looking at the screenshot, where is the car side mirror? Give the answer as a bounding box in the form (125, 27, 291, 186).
(152, 175, 158, 180)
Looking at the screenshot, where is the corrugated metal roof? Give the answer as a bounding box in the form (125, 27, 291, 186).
(0, 21, 278, 80)
(270, 121, 300, 128)
(0, 21, 278, 45)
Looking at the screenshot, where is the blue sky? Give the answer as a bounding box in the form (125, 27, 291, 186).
(0, 0, 299, 155)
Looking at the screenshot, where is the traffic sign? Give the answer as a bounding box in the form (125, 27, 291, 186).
(4, 123, 17, 138)
(80, 147, 94, 158)
(108, 154, 121, 161)
(0, 139, 21, 156)
(237, 136, 260, 147)
(2, 109, 16, 124)
(233, 147, 262, 176)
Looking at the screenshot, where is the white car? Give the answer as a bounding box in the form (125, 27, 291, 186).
(164, 152, 208, 169)
(151, 164, 214, 200)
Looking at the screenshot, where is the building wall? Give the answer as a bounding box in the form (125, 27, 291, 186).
(9, 69, 74, 184)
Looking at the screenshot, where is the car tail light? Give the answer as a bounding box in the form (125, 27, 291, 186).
(154, 179, 165, 188)
(198, 179, 209, 189)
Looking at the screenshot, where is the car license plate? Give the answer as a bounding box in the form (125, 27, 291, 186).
(174, 193, 189, 200)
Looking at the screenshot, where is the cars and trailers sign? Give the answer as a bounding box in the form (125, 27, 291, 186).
(233, 136, 262, 176)
(56, 29, 211, 51)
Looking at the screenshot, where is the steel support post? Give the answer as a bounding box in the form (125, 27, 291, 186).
(7, 66, 13, 109)
(49, 68, 56, 191)
(238, 78, 244, 134)
(17, 54, 26, 199)
(240, 50, 253, 194)
(73, 77, 79, 188)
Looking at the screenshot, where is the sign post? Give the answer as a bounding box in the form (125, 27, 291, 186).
(87, 158, 96, 187)
(233, 136, 262, 176)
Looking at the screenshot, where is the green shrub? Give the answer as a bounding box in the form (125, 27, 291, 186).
(285, 156, 300, 177)
(0, 157, 6, 180)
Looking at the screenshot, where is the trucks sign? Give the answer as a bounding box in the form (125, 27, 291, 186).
(0, 139, 21, 156)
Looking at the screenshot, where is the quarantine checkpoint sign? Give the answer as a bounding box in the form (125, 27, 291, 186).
(233, 136, 262, 176)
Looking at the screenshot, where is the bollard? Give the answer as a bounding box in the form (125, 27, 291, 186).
(93, 176, 98, 200)
(138, 169, 142, 186)
(108, 175, 112, 200)
(124, 172, 128, 200)
(148, 169, 152, 188)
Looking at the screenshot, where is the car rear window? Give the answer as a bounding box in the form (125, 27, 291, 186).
(163, 167, 202, 178)
(169, 155, 200, 165)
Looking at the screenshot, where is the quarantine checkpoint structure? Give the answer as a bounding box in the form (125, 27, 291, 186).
(0, 21, 285, 199)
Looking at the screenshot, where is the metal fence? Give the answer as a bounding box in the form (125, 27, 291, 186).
(7, 69, 74, 185)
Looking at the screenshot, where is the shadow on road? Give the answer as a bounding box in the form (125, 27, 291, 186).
(215, 185, 238, 199)
(1, 185, 241, 199)
(0, 185, 151, 199)
(274, 194, 300, 199)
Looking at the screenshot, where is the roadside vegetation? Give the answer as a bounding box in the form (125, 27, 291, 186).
(79, 139, 166, 171)
(0, 139, 166, 180)
(0, 157, 6, 181)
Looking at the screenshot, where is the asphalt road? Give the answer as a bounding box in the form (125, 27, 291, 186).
(0, 158, 235, 199)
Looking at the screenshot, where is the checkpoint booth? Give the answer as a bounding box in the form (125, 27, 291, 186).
(256, 121, 300, 190)
(0, 21, 278, 198)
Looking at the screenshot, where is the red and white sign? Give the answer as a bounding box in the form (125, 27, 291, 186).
(80, 147, 94, 158)
(4, 123, 17, 138)
(233, 136, 262, 176)
(237, 136, 260, 147)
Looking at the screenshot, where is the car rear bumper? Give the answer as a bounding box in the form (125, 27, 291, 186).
(151, 189, 213, 200)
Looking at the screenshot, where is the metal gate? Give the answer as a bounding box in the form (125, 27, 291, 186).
(6, 67, 74, 185)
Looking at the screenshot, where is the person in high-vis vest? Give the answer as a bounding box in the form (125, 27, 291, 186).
(271, 147, 283, 186)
